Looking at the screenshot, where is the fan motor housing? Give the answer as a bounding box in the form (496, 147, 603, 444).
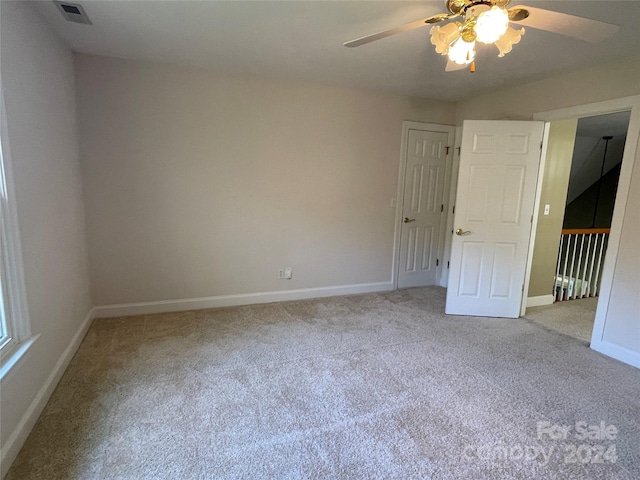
(446, 0, 512, 16)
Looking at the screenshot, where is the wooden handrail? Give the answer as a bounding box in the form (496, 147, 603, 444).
(561, 228, 610, 235)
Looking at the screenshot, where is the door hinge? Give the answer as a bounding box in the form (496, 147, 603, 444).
(456, 146, 461, 155)
(447, 261, 450, 269)
(445, 146, 451, 155)
(540, 141, 544, 150)
(452, 205, 455, 214)
(436, 259, 439, 266)
(531, 214, 533, 223)
(441, 204, 444, 212)
(522, 284, 525, 292)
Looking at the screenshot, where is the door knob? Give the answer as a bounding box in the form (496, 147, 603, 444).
(404, 217, 416, 223)
(455, 228, 471, 236)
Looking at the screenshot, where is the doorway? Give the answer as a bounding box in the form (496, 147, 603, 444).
(393, 122, 455, 289)
(526, 111, 630, 343)
(528, 96, 640, 367)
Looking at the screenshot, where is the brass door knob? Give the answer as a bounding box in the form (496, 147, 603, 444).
(455, 228, 471, 236)
(404, 217, 416, 223)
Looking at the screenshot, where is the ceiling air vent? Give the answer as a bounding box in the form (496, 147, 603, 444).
(53, 1, 92, 25)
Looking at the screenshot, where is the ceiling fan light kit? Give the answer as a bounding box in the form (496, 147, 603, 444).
(344, 0, 620, 73)
(430, 2, 524, 68)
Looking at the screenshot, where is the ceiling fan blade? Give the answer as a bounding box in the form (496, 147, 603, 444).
(445, 59, 468, 72)
(344, 14, 453, 48)
(511, 6, 619, 43)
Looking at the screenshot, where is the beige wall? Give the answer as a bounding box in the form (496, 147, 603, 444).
(0, 1, 92, 473)
(75, 54, 455, 305)
(528, 119, 577, 298)
(456, 58, 640, 122)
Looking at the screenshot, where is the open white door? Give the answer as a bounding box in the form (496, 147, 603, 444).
(446, 120, 544, 318)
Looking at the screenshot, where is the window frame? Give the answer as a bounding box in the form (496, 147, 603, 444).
(0, 84, 33, 371)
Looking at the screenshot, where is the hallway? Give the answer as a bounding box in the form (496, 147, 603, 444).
(525, 297, 598, 344)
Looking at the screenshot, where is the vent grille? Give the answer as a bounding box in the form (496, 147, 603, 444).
(54, 1, 92, 25)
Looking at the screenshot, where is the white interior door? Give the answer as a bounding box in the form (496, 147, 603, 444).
(446, 120, 544, 318)
(398, 129, 448, 288)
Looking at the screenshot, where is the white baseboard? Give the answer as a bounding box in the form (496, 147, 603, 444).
(0, 307, 95, 479)
(590, 339, 640, 369)
(93, 281, 395, 318)
(526, 294, 554, 308)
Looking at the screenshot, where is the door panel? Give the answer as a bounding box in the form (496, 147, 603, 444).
(405, 226, 418, 272)
(398, 129, 448, 288)
(489, 243, 516, 298)
(409, 165, 424, 212)
(467, 165, 491, 221)
(459, 242, 484, 296)
(421, 226, 434, 270)
(501, 167, 526, 223)
(446, 120, 544, 318)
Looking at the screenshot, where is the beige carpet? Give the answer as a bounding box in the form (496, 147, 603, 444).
(6, 287, 639, 479)
(524, 297, 597, 344)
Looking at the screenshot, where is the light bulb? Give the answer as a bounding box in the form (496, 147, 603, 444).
(448, 38, 476, 65)
(475, 6, 509, 44)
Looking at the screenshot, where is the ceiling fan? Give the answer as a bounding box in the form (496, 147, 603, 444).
(344, 0, 619, 72)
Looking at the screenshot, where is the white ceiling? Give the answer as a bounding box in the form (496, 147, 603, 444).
(31, 0, 640, 102)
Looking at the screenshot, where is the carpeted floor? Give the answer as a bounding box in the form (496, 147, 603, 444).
(524, 297, 597, 344)
(6, 287, 639, 479)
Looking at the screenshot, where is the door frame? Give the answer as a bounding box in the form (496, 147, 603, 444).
(520, 122, 552, 316)
(439, 126, 463, 289)
(392, 121, 455, 290)
(528, 95, 640, 366)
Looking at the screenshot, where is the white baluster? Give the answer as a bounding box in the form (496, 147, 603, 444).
(581, 234, 593, 297)
(567, 234, 578, 301)
(561, 234, 571, 301)
(586, 233, 599, 297)
(593, 233, 607, 297)
(555, 235, 564, 301)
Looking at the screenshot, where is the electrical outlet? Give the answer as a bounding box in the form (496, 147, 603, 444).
(278, 269, 285, 279)
(284, 267, 292, 279)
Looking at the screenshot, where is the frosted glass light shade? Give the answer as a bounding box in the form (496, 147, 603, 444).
(448, 38, 476, 65)
(430, 22, 461, 55)
(475, 6, 509, 44)
(494, 26, 525, 57)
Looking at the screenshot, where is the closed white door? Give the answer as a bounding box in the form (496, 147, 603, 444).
(446, 120, 544, 318)
(397, 129, 448, 288)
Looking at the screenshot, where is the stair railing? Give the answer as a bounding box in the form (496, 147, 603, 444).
(554, 228, 610, 301)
